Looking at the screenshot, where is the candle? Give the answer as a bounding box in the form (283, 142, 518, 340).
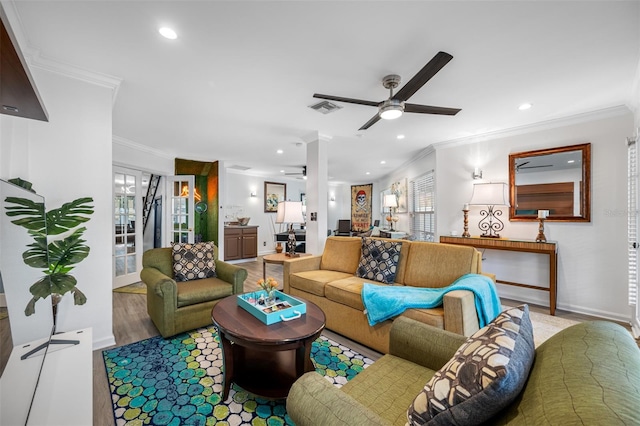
(463, 203, 469, 210)
(538, 210, 548, 219)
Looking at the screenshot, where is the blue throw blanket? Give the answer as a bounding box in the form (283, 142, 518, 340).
(361, 273, 501, 327)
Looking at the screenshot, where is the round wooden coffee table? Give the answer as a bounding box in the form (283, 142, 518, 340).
(211, 294, 325, 400)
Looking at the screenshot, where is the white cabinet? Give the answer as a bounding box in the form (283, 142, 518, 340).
(0, 328, 93, 425)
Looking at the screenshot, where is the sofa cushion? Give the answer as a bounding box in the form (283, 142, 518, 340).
(325, 277, 370, 311)
(407, 304, 534, 426)
(320, 237, 362, 274)
(176, 277, 233, 308)
(404, 242, 478, 288)
(289, 270, 354, 297)
(356, 238, 403, 284)
(172, 242, 217, 282)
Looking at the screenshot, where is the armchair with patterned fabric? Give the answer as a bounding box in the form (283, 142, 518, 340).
(140, 243, 247, 338)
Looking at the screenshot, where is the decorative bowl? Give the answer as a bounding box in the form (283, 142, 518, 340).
(237, 217, 250, 226)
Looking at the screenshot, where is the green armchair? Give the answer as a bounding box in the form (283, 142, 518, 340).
(140, 246, 248, 338)
(287, 317, 640, 425)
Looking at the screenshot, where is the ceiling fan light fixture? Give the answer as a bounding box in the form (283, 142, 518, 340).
(379, 99, 404, 120)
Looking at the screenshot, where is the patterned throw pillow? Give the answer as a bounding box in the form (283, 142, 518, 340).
(356, 238, 403, 284)
(172, 242, 217, 282)
(407, 304, 534, 426)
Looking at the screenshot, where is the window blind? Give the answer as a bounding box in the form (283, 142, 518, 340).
(628, 137, 638, 306)
(410, 170, 436, 241)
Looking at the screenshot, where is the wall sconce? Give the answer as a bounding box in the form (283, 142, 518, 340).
(250, 191, 257, 198)
(472, 167, 483, 180)
(330, 195, 335, 202)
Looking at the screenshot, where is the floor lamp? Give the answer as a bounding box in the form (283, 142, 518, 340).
(468, 182, 510, 238)
(276, 201, 305, 257)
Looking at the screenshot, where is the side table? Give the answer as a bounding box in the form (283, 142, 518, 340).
(263, 252, 312, 279)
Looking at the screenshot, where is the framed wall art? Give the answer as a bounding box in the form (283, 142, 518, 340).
(264, 181, 286, 212)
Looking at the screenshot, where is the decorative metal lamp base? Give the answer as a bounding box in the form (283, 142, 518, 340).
(478, 205, 504, 238)
(286, 225, 299, 257)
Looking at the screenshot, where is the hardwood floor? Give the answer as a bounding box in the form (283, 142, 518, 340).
(0, 255, 636, 425)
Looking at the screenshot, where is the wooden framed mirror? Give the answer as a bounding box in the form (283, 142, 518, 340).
(509, 143, 591, 222)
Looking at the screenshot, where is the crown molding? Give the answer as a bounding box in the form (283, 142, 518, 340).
(27, 49, 122, 105)
(1, 1, 121, 105)
(430, 105, 631, 151)
(113, 135, 175, 160)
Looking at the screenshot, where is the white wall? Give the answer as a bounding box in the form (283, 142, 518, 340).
(435, 110, 633, 321)
(225, 171, 306, 255)
(0, 68, 116, 349)
(377, 148, 437, 233)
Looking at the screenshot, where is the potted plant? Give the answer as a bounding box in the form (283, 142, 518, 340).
(4, 190, 94, 318)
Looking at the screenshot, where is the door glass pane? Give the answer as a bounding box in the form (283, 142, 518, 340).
(114, 173, 138, 277)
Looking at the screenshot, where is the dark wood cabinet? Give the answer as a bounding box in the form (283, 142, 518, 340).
(224, 226, 258, 260)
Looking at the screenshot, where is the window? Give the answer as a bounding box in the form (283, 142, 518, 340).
(409, 170, 436, 241)
(628, 137, 639, 337)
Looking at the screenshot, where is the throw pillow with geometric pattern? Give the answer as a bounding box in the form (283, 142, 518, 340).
(172, 242, 217, 282)
(356, 237, 403, 284)
(407, 304, 535, 426)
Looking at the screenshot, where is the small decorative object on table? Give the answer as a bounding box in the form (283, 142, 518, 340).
(257, 277, 278, 306)
(462, 203, 470, 237)
(536, 210, 549, 242)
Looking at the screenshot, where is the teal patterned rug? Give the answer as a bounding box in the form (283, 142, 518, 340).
(102, 326, 374, 425)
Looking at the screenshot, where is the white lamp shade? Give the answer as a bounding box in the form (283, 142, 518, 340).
(383, 194, 398, 208)
(468, 182, 510, 206)
(275, 201, 305, 224)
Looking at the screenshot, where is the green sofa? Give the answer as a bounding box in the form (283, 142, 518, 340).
(140, 246, 248, 337)
(287, 316, 640, 425)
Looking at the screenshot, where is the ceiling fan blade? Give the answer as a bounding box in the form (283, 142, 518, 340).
(393, 51, 453, 102)
(359, 114, 381, 130)
(404, 103, 461, 115)
(313, 93, 379, 107)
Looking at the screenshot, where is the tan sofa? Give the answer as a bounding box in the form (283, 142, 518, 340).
(283, 236, 491, 353)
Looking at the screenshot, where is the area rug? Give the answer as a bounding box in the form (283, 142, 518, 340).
(113, 281, 147, 295)
(502, 303, 579, 347)
(103, 326, 374, 426)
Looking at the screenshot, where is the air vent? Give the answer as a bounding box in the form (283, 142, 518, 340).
(227, 165, 251, 171)
(308, 100, 342, 114)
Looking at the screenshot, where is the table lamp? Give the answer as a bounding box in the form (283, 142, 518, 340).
(276, 201, 305, 257)
(383, 194, 398, 231)
(468, 182, 510, 238)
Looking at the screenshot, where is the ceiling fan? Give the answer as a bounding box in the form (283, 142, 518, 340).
(285, 166, 306, 178)
(313, 51, 461, 130)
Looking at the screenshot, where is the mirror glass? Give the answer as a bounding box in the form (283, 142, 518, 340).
(509, 143, 591, 222)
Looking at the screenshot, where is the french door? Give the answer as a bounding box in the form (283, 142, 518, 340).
(628, 137, 640, 338)
(113, 167, 143, 288)
(165, 176, 195, 246)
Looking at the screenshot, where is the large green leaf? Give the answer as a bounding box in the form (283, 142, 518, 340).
(3, 197, 46, 234)
(45, 197, 94, 235)
(47, 227, 90, 273)
(22, 236, 50, 269)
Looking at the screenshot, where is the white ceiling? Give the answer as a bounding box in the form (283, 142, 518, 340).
(9, 1, 640, 183)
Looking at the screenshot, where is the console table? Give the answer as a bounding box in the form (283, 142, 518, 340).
(440, 236, 558, 315)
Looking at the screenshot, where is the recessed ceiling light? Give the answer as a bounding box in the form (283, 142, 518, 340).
(380, 160, 386, 165)
(397, 135, 405, 140)
(518, 103, 532, 110)
(276, 149, 283, 154)
(159, 27, 177, 39)
(567, 160, 575, 164)
(366, 172, 371, 175)
(280, 170, 285, 173)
